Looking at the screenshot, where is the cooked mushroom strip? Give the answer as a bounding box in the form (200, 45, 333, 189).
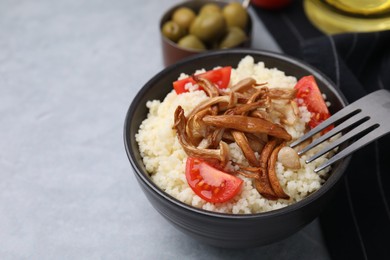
(202, 115, 292, 141)
(259, 139, 276, 170)
(174, 106, 230, 165)
(268, 88, 297, 100)
(197, 127, 226, 149)
(226, 100, 268, 115)
(267, 142, 290, 200)
(186, 108, 212, 145)
(221, 130, 234, 143)
(187, 95, 237, 119)
(254, 179, 278, 200)
(231, 131, 259, 167)
(237, 170, 261, 179)
(222, 91, 250, 104)
(216, 91, 240, 112)
(247, 87, 269, 104)
(250, 110, 273, 122)
(230, 77, 268, 93)
(207, 128, 225, 148)
(230, 78, 257, 93)
(235, 164, 261, 173)
(254, 139, 279, 199)
(246, 133, 266, 153)
(192, 75, 220, 98)
(197, 138, 210, 149)
(225, 163, 261, 179)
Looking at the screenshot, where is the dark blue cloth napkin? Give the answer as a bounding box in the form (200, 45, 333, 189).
(253, 1, 390, 259)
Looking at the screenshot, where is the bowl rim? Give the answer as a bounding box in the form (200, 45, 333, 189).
(124, 48, 351, 219)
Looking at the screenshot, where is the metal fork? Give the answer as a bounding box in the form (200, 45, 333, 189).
(290, 89, 390, 173)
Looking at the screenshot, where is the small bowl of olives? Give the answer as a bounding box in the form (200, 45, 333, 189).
(160, 0, 253, 67)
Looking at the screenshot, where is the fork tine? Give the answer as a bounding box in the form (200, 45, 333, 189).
(314, 126, 384, 172)
(289, 105, 360, 148)
(297, 112, 369, 155)
(290, 89, 390, 173)
(305, 119, 378, 163)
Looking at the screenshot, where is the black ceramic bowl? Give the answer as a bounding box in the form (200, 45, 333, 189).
(124, 49, 350, 248)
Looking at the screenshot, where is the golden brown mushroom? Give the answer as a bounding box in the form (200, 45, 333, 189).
(174, 106, 230, 165)
(174, 76, 298, 201)
(254, 139, 278, 200)
(202, 115, 292, 141)
(267, 142, 290, 200)
(231, 130, 259, 167)
(192, 75, 220, 98)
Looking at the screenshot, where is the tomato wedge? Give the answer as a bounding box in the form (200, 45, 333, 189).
(294, 75, 331, 129)
(173, 66, 232, 94)
(185, 157, 243, 203)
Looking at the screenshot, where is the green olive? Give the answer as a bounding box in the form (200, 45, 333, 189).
(161, 20, 186, 42)
(189, 12, 226, 43)
(222, 2, 248, 29)
(199, 3, 221, 16)
(172, 7, 196, 30)
(219, 27, 247, 49)
(177, 35, 206, 51)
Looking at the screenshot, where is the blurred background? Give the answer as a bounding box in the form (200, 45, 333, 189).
(1, 0, 389, 259)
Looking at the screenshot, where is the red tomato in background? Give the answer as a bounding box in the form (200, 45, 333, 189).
(251, 0, 292, 10)
(185, 157, 243, 203)
(173, 66, 232, 94)
(294, 75, 331, 129)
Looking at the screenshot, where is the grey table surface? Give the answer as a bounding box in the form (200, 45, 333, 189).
(0, 0, 332, 259)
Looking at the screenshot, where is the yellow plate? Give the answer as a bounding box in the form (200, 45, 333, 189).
(304, 0, 390, 34)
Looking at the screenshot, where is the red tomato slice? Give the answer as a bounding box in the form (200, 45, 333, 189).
(173, 66, 232, 94)
(185, 157, 243, 203)
(294, 75, 331, 129)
